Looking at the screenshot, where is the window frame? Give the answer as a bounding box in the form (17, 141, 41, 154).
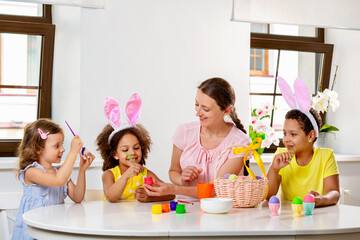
(0, 5, 55, 157)
(250, 48, 269, 76)
(250, 28, 333, 152)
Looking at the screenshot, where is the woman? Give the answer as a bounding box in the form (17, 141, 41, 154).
(144, 77, 251, 199)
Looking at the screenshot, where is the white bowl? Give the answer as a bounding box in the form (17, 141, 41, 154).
(200, 198, 233, 214)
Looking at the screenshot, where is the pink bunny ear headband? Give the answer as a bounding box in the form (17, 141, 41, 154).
(104, 93, 142, 143)
(277, 77, 319, 137)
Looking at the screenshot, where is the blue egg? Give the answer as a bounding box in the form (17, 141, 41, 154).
(223, 173, 231, 179)
(256, 176, 262, 180)
(269, 196, 280, 204)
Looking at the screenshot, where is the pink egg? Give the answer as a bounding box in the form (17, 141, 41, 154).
(303, 194, 315, 203)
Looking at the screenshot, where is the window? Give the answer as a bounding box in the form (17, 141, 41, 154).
(250, 48, 269, 76)
(0, 4, 54, 157)
(250, 24, 269, 76)
(249, 24, 333, 152)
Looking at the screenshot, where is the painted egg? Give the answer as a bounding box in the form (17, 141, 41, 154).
(303, 194, 315, 203)
(223, 173, 231, 179)
(292, 196, 303, 205)
(269, 196, 280, 204)
(228, 174, 238, 180)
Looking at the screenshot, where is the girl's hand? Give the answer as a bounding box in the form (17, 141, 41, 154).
(272, 152, 292, 172)
(70, 136, 83, 154)
(134, 188, 152, 202)
(123, 162, 144, 179)
(308, 190, 323, 207)
(143, 180, 174, 196)
(181, 166, 203, 186)
(79, 152, 95, 171)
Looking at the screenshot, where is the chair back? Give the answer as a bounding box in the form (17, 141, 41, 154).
(84, 189, 103, 201)
(0, 192, 23, 240)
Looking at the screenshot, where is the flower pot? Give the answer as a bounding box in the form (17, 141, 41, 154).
(315, 132, 328, 148)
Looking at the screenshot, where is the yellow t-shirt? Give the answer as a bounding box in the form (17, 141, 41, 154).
(275, 148, 339, 200)
(103, 166, 147, 201)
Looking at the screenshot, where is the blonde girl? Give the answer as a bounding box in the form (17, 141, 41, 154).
(12, 119, 95, 240)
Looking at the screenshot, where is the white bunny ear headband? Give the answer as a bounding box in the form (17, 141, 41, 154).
(277, 77, 319, 137)
(104, 93, 142, 143)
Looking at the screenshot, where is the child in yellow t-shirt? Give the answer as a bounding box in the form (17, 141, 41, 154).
(267, 77, 340, 207)
(96, 95, 174, 202)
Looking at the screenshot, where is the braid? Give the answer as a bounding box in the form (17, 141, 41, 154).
(230, 109, 249, 175)
(230, 109, 247, 134)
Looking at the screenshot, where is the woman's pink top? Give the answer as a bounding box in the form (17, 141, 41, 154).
(172, 121, 251, 187)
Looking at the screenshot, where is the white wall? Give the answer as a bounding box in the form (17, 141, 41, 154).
(325, 28, 360, 155)
(50, 0, 250, 186)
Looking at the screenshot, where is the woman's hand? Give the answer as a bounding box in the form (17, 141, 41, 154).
(181, 166, 202, 186)
(134, 188, 152, 202)
(143, 180, 175, 196)
(79, 152, 95, 171)
(272, 152, 292, 172)
(123, 162, 144, 179)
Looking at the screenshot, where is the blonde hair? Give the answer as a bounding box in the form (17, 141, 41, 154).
(17, 118, 63, 178)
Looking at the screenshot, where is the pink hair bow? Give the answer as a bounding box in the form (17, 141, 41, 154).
(277, 77, 319, 137)
(38, 128, 49, 139)
(104, 93, 142, 143)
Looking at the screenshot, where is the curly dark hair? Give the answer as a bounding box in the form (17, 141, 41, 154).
(96, 124, 152, 171)
(285, 108, 322, 140)
(17, 118, 63, 178)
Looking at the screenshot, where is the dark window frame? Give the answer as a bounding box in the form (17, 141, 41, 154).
(250, 28, 333, 152)
(0, 5, 55, 157)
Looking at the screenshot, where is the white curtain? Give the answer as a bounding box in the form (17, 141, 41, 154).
(232, 0, 360, 30)
(3, 0, 104, 8)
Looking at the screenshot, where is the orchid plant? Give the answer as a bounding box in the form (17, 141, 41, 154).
(249, 103, 279, 155)
(311, 66, 340, 133)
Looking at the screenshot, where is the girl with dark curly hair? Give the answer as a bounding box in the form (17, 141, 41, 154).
(98, 95, 174, 203)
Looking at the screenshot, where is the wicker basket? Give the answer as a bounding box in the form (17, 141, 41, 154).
(213, 139, 268, 208)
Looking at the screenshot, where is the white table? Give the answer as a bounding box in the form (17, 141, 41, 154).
(23, 200, 360, 240)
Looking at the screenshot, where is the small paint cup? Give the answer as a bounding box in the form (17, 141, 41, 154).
(161, 203, 170, 213)
(176, 204, 186, 214)
(151, 204, 162, 214)
(144, 177, 154, 185)
(170, 201, 178, 211)
(197, 183, 214, 202)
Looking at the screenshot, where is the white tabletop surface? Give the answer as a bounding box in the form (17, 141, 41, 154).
(23, 200, 360, 239)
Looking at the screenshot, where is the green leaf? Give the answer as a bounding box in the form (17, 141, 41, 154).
(260, 115, 270, 120)
(320, 124, 339, 132)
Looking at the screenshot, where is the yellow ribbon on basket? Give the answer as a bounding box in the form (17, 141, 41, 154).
(233, 137, 268, 200)
(232, 137, 267, 180)
(233, 137, 269, 200)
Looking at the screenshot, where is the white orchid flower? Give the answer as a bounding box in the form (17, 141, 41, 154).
(251, 116, 258, 125)
(329, 98, 340, 111)
(255, 108, 267, 118)
(250, 103, 279, 151)
(261, 138, 272, 148)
